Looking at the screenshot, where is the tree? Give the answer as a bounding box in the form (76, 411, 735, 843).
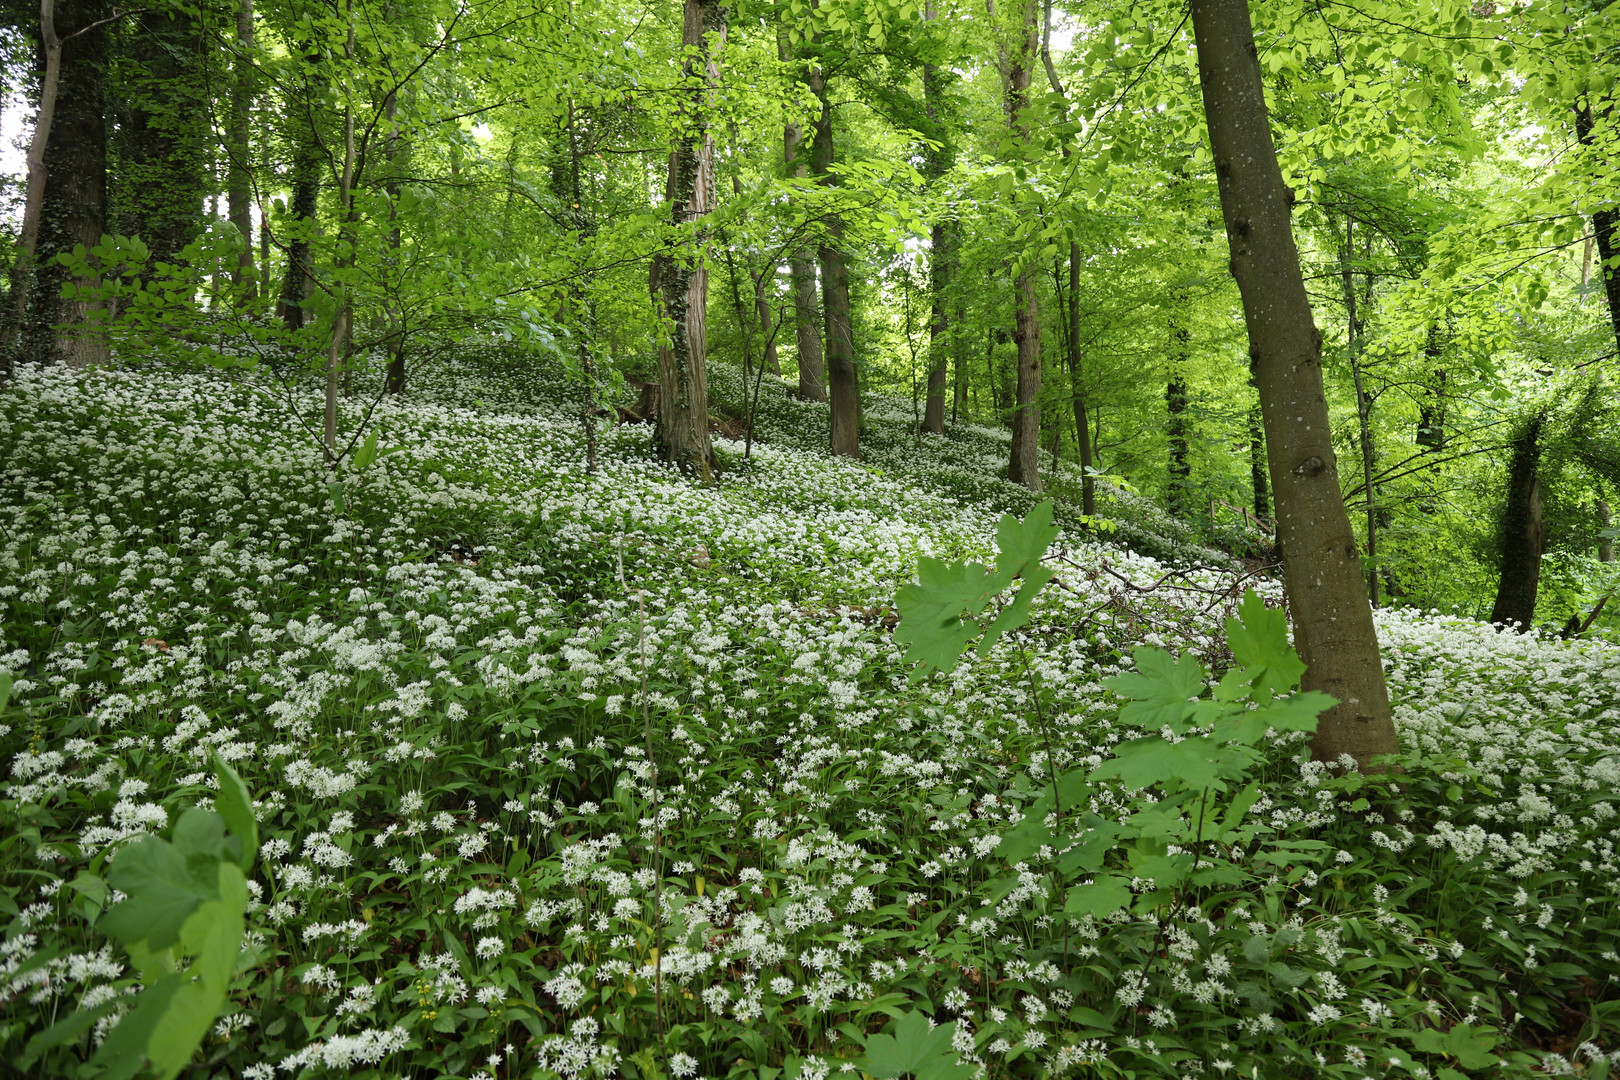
(780, 30, 826, 403)
(808, 64, 859, 459)
(226, 0, 256, 294)
(22, 0, 112, 368)
(651, 0, 725, 479)
(919, 0, 955, 436)
(997, 0, 1042, 492)
(1189, 0, 1398, 770)
(2, 0, 63, 374)
(117, 2, 213, 270)
(1488, 410, 1546, 630)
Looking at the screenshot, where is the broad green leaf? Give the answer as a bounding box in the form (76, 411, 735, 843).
(88, 974, 179, 1080)
(979, 564, 1054, 653)
(1127, 840, 1192, 892)
(145, 864, 248, 1080)
(1224, 591, 1305, 698)
(0, 671, 10, 713)
(1064, 875, 1132, 918)
(1411, 1023, 1499, 1071)
(352, 427, 380, 469)
(1244, 691, 1336, 735)
(172, 807, 226, 863)
(1103, 648, 1206, 733)
(997, 798, 1052, 864)
(1054, 817, 1124, 876)
(1220, 781, 1262, 837)
(213, 755, 258, 870)
(894, 557, 1004, 677)
(992, 500, 1058, 579)
(1090, 736, 1228, 793)
(101, 837, 211, 952)
(861, 1010, 973, 1080)
(67, 870, 109, 909)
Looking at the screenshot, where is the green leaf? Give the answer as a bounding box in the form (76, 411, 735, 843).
(861, 1011, 973, 1080)
(993, 500, 1058, 579)
(1411, 1023, 1499, 1071)
(1126, 837, 1192, 891)
(1224, 591, 1305, 698)
(894, 556, 1003, 677)
(893, 504, 1058, 678)
(1103, 648, 1206, 732)
(144, 864, 248, 1080)
(213, 755, 258, 871)
(0, 671, 10, 713)
(1219, 781, 1262, 837)
(352, 428, 381, 470)
(101, 837, 210, 952)
(1064, 875, 1132, 918)
(172, 808, 226, 863)
(1091, 736, 1229, 793)
(997, 798, 1053, 864)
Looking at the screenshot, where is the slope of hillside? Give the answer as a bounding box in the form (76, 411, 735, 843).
(1, 353, 1617, 1079)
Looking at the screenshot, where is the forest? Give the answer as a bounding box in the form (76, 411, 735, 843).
(0, 0, 1618, 1077)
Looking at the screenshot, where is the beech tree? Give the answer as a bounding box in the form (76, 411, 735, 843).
(1189, 0, 1399, 769)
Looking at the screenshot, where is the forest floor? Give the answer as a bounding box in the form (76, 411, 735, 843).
(2, 347, 1618, 1079)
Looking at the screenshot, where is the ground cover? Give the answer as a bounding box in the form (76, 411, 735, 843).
(1, 352, 1618, 1079)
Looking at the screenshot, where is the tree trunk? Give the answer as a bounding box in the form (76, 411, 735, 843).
(755, 271, 780, 376)
(781, 34, 825, 404)
(324, 9, 357, 468)
(1038, 16, 1089, 510)
(279, 32, 323, 332)
(1416, 332, 1447, 451)
(1340, 205, 1380, 608)
(1190, 0, 1398, 771)
(925, 219, 958, 435)
(1248, 400, 1269, 522)
(228, 0, 256, 294)
(651, 0, 723, 480)
(25, 0, 110, 369)
(809, 67, 858, 458)
(1002, 0, 1042, 491)
(121, 5, 210, 270)
(1166, 321, 1190, 515)
(1575, 100, 1620, 359)
(921, 0, 953, 435)
(1065, 245, 1095, 515)
(383, 85, 407, 394)
(1489, 413, 1547, 630)
(2, 0, 61, 374)
(1599, 501, 1614, 563)
(559, 100, 599, 473)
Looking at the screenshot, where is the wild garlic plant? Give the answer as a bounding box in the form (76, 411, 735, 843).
(0, 351, 1615, 1079)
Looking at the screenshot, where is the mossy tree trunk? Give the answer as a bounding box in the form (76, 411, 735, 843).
(1488, 413, 1547, 631)
(25, 0, 111, 369)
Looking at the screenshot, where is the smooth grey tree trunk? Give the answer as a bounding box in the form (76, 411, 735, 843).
(1002, 0, 1041, 491)
(1190, 0, 1398, 771)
